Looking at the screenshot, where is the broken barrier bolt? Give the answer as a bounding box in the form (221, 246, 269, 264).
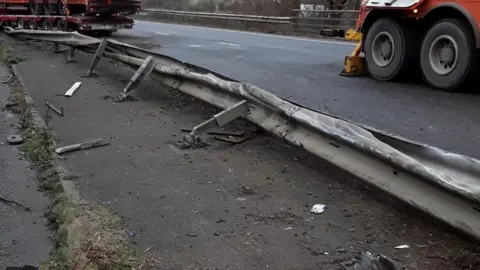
(116, 55, 155, 102)
(85, 38, 109, 77)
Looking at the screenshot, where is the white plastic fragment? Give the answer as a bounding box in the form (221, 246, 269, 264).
(395, 245, 410, 249)
(310, 204, 326, 214)
(64, 81, 82, 97)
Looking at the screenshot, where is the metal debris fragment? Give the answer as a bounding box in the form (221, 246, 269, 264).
(45, 101, 64, 116)
(55, 138, 109, 154)
(2, 74, 13, 84)
(0, 195, 31, 211)
(394, 245, 409, 249)
(214, 135, 249, 144)
(340, 251, 404, 270)
(64, 81, 82, 97)
(180, 128, 244, 137)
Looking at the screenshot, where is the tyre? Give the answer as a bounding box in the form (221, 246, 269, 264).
(57, 0, 65, 15)
(29, 0, 39, 15)
(364, 18, 416, 81)
(43, 0, 52, 15)
(420, 19, 476, 91)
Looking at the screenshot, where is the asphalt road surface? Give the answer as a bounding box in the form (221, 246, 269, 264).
(114, 21, 480, 159)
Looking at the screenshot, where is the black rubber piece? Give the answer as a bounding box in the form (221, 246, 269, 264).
(57, 0, 65, 15)
(420, 19, 477, 92)
(43, 0, 51, 15)
(364, 18, 416, 81)
(29, 0, 39, 15)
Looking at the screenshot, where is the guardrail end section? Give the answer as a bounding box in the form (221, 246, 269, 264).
(182, 100, 250, 148)
(116, 55, 156, 102)
(85, 39, 109, 77)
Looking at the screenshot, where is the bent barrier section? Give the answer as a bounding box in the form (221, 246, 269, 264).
(7, 29, 480, 240)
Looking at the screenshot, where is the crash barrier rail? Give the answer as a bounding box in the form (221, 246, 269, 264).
(6, 28, 480, 240)
(139, 8, 359, 36)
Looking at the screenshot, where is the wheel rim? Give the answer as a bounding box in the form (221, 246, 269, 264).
(428, 35, 459, 76)
(371, 31, 395, 67)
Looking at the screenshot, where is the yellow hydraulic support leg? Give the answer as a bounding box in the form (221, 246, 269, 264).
(339, 30, 368, 77)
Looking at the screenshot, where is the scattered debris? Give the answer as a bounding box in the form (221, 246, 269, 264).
(186, 232, 199, 237)
(5, 265, 39, 270)
(0, 195, 31, 211)
(426, 253, 450, 261)
(7, 134, 23, 145)
(395, 244, 410, 249)
(338, 248, 347, 253)
(64, 81, 81, 97)
(216, 218, 226, 223)
(1, 74, 13, 84)
(310, 204, 326, 214)
(55, 138, 110, 154)
(284, 227, 293, 231)
(340, 251, 403, 270)
(240, 185, 255, 195)
(181, 128, 244, 137)
(4, 101, 18, 109)
(45, 101, 64, 116)
(143, 246, 153, 253)
(234, 197, 247, 201)
(179, 135, 210, 149)
(214, 135, 250, 144)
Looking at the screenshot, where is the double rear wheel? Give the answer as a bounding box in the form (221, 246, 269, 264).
(420, 19, 476, 91)
(364, 17, 477, 92)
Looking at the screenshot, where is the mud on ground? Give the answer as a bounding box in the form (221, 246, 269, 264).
(5, 35, 480, 269)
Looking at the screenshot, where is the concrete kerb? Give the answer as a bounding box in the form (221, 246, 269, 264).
(11, 64, 82, 202)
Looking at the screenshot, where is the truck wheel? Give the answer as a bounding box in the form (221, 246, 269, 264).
(420, 19, 476, 91)
(43, 0, 52, 15)
(29, 0, 39, 15)
(57, 0, 65, 15)
(364, 18, 415, 81)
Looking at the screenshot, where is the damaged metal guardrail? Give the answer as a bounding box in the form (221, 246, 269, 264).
(6, 28, 480, 240)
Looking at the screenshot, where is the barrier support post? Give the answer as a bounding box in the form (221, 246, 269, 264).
(116, 55, 155, 102)
(85, 39, 109, 77)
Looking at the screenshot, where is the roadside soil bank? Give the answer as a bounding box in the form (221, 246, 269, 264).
(6, 35, 480, 269)
(0, 39, 146, 269)
(0, 52, 51, 268)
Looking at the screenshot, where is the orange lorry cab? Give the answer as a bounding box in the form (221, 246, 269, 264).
(355, 0, 480, 91)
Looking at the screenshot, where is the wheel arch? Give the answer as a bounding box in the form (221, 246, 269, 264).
(422, 4, 480, 49)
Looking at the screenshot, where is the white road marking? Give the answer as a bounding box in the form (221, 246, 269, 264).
(138, 20, 355, 46)
(218, 41, 240, 47)
(188, 44, 202, 48)
(155, 32, 170, 36)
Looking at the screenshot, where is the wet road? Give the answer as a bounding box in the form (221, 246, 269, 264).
(114, 21, 480, 159)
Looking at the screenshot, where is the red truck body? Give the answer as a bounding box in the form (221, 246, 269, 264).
(352, 0, 480, 92)
(0, 0, 140, 34)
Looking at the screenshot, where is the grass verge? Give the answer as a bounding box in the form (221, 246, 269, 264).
(2, 41, 146, 269)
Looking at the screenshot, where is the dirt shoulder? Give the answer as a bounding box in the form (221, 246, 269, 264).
(1, 39, 145, 269)
(0, 53, 51, 268)
(5, 35, 480, 269)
